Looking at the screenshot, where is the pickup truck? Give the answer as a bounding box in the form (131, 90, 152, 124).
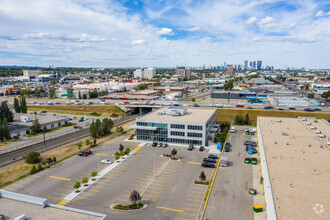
(220, 156, 228, 167)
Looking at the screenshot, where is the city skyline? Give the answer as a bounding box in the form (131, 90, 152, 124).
(0, 0, 330, 68)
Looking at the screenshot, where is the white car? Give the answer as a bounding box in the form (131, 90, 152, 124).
(224, 105, 231, 108)
(183, 104, 189, 107)
(101, 159, 113, 164)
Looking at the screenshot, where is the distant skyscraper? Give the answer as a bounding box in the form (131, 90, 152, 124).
(257, 60, 262, 70)
(253, 61, 256, 69)
(224, 62, 227, 68)
(244, 60, 248, 70)
(249, 61, 253, 68)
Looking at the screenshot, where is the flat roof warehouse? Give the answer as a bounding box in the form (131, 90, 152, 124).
(257, 117, 330, 220)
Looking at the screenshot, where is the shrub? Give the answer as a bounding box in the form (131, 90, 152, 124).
(114, 204, 128, 210)
(163, 153, 172, 157)
(37, 164, 44, 172)
(124, 147, 131, 154)
(115, 152, 120, 156)
(90, 112, 100, 116)
(14, 135, 19, 140)
(115, 155, 120, 160)
(25, 152, 41, 164)
(192, 97, 196, 102)
(29, 165, 37, 175)
(171, 157, 178, 160)
(73, 182, 81, 190)
(194, 180, 209, 185)
(91, 171, 98, 177)
(46, 157, 53, 164)
(41, 160, 46, 166)
(111, 113, 119, 117)
(119, 151, 125, 156)
(85, 139, 90, 146)
(128, 134, 134, 140)
(82, 177, 89, 184)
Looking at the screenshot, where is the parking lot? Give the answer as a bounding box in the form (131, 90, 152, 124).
(203, 126, 255, 220)
(3, 134, 217, 220)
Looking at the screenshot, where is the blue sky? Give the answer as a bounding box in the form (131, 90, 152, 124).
(0, 0, 329, 68)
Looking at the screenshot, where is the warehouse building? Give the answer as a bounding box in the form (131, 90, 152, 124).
(130, 107, 217, 146)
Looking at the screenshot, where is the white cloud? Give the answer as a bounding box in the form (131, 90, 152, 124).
(327, 11, 330, 16)
(22, 33, 107, 42)
(186, 26, 201, 32)
(131, 39, 146, 45)
(246, 17, 257, 25)
(156, 28, 174, 35)
(259, 17, 275, 25)
(315, 10, 324, 17)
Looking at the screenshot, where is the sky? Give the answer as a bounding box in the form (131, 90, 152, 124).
(0, 0, 329, 69)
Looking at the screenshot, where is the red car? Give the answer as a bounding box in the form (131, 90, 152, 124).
(84, 150, 92, 155)
(203, 158, 217, 163)
(236, 103, 244, 107)
(74, 125, 82, 129)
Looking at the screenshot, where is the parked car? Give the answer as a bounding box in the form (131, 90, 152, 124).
(199, 146, 205, 151)
(157, 143, 163, 147)
(244, 141, 256, 146)
(163, 143, 168, 148)
(201, 162, 216, 168)
(247, 107, 254, 109)
(79, 117, 84, 122)
(203, 158, 217, 163)
(84, 150, 92, 155)
(304, 108, 315, 112)
(74, 125, 82, 129)
(225, 142, 230, 152)
(86, 122, 90, 126)
(87, 102, 93, 105)
(215, 104, 223, 108)
(252, 147, 258, 154)
(101, 159, 113, 164)
(78, 151, 88, 157)
(288, 106, 296, 110)
(152, 142, 157, 147)
(173, 102, 180, 106)
(208, 154, 219, 160)
(264, 106, 274, 109)
(236, 103, 244, 107)
(314, 108, 322, 111)
(277, 108, 284, 111)
(244, 157, 251, 164)
(188, 144, 194, 151)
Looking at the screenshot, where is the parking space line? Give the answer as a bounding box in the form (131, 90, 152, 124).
(111, 173, 120, 176)
(191, 187, 206, 190)
(184, 203, 200, 207)
(180, 213, 196, 216)
(95, 153, 109, 156)
(12, 183, 24, 187)
(49, 176, 71, 181)
(117, 198, 130, 202)
(156, 206, 183, 212)
(96, 182, 110, 186)
(147, 186, 163, 190)
(77, 196, 92, 200)
(183, 207, 199, 211)
(145, 190, 160, 194)
(83, 192, 96, 196)
(53, 192, 66, 196)
(147, 182, 164, 186)
(142, 194, 158, 198)
(59, 189, 72, 192)
(89, 189, 101, 192)
(188, 195, 203, 198)
(177, 218, 189, 220)
(48, 196, 62, 200)
(70, 200, 86, 204)
(93, 185, 105, 188)
(20, 179, 33, 183)
(5, 187, 17, 191)
(186, 199, 201, 202)
(187, 162, 202, 165)
(131, 145, 144, 153)
(102, 180, 113, 183)
(190, 191, 205, 195)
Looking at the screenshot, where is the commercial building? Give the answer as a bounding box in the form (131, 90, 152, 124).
(176, 67, 191, 79)
(23, 69, 42, 77)
(133, 68, 155, 79)
(257, 117, 330, 220)
(155, 86, 188, 95)
(130, 107, 217, 146)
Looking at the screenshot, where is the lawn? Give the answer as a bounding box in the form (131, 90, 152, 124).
(216, 108, 330, 124)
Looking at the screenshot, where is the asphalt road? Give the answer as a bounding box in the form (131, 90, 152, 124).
(203, 126, 254, 220)
(4, 135, 215, 220)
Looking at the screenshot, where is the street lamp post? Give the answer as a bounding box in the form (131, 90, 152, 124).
(43, 129, 46, 145)
(136, 181, 139, 206)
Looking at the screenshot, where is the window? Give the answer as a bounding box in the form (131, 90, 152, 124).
(170, 131, 185, 136)
(188, 125, 203, 130)
(171, 124, 185, 129)
(188, 132, 202, 138)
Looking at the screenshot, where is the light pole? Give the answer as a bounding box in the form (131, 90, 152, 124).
(153, 154, 156, 178)
(136, 181, 139, 206)
(43, 129, 46, 145)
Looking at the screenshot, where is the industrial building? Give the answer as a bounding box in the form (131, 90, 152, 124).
(129, 107, 217, 146)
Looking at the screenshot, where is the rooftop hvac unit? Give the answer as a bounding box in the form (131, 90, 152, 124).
(302, 118, 307, 121)
(315, 130, 321, 134)
(282, 132, 289, 136)
(310, 127, 316, 130)
(277, 120, 282, 123)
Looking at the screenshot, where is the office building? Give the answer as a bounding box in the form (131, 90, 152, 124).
(244, 60, 248, 70)
(133, 68, 155, 79)
(130, 107, 217, 146)
(257, 60, 262, 70)
(176, 67, 191, 79)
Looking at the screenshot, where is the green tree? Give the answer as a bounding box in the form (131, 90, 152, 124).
(49, 87, 56, 99)
(2, 118, 10, 140)
(192, 97, 196, 102)
(77, 141, 82, 150)
(78, 90, 82, 99)
(25, 152, 41, 164)
(50, 80, 56, 85)
(95, 119, 102, 137)
(321, 90, 330, 98)
(34, 89, 41, 98)
(107, 119, 114, 133)
(19, 97, 27, 113)
(234, 114, 244, 125)
(244, 113, 250, 125)
(116, 126, 124, 133)
(29, 165, 37, 175)
(135, 83, 148, 90)
(73, 181, 81, 190)
(0, 119, 3, 142)
(82, 177, 89, 185)
(82, 93, 87, 99)
(102, 118, 109, 135)
(31, 119, 41, 133)
(89, 121, 97, 138)
(14, 97, 21, 113)
(91, 171, 98, 177)
(85, 139, 90, 146)
(0, 102, 14, 122)
(308, 93, 314, 99)
(224, 80, 234, 90)
(66, 86, 74, 94)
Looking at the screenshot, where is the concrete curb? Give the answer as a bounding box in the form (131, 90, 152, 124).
(109, 203, 148, 211)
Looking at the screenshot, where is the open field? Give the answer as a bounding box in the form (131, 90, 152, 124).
(27, 105, 126, 117)
(216, 108, 330, 124)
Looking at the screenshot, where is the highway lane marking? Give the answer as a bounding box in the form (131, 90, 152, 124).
(183, 207, 199, 211)
(188, 195, 203, 198)
(156, 206, 183, 212)
(186, 199, 201, 202)
(187, 162, 202, 165)
(94, 153, 109, 156)
(49, 176, 71, 181)
(131, 145, 144, 153)
(184, 203, 200, 207)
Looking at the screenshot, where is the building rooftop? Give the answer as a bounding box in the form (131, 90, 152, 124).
(258, 117, 330, 220)
(139, 108, 215, 123)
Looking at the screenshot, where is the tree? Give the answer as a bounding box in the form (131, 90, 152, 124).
(244, 113, 250, 125)
(89, 121, 97, 138)
(82, 177, 89, 185)
(224, 80, 234, 90)
(14, 97, 21, 113)
(2, 118, 10, 140)
(19, 97, 27, 113)
(66, 86, 74, 94)
(50, 80, 56, 85)
(102, 118, 109, 135)
(199, 171, 206, 182)
(25, 152, 41, 164)
(29, 165, 37, 175)
(305, 84, 309, 90)
(78, 90, 82, 99)
(46, 157, 53, 165)
(0, 102, 14, 122)
(234, 114, 244, 125)
(34, 89, 41, 98)
(135, 83, 148, 90)
(53, 156, 57, 163)
(31, 119, 41, 133)
(108, 119, 114, 133)
(192, 97, 196, 102)
(171, 148, 177, 157)
(119, 144, 124, 152)
(91, 171, 98, 177)
(77, 141, 82, 150)
(308, 93, 314, 99)
(0, 119, 3, 142)
(49, 87, 56, 99)
(82, 93, 87, 99)
(116, 126, 124, 133)
(321, 90, 330, 99)
(95, 119, 102, 137)
(85, 139, 90, 146)
(129, 190, 142, 204)
(73, 181, 81, 190)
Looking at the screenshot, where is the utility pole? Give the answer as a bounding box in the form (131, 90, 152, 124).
(43, 129, 46, 145)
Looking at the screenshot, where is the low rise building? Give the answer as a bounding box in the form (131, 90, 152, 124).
(130, 107, 217, 146)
